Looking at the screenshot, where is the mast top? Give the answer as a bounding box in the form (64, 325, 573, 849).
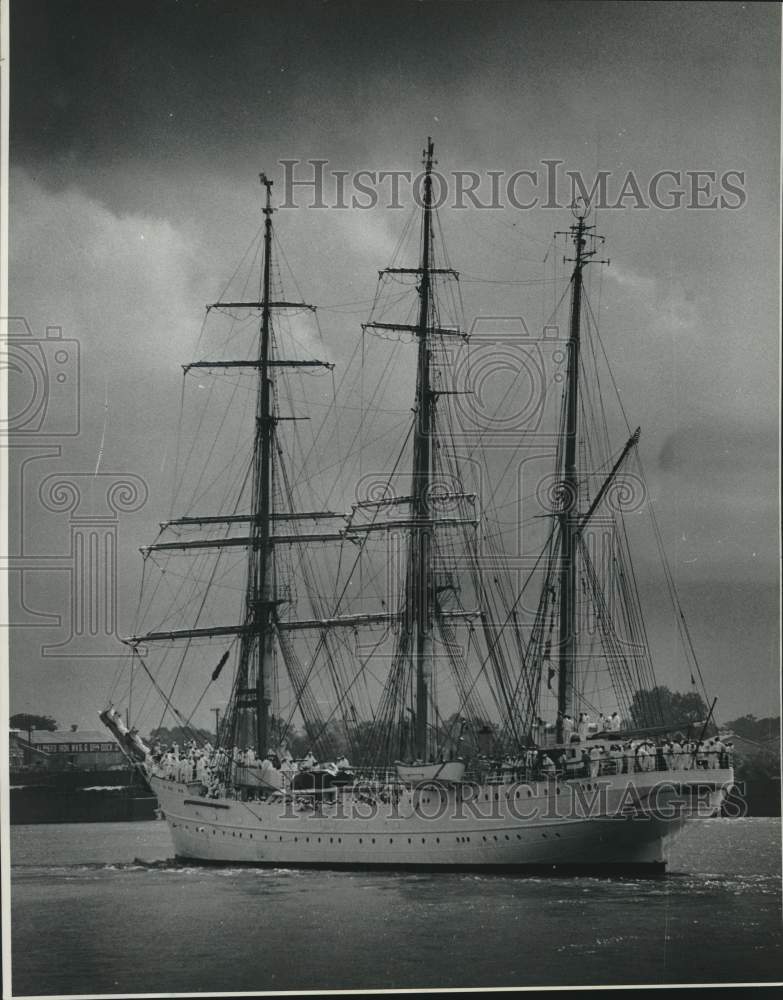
(260, 172, 274, 216)
(556, 202, 609, 268)
(422, 137, 436, 172)
(571, 196, 590, 221)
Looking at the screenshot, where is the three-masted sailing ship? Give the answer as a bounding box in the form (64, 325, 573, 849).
(102, 140, 733, 871)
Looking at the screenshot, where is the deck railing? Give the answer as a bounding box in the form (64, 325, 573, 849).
(151, 750, 733, 792)
(479, 750, 732, 785)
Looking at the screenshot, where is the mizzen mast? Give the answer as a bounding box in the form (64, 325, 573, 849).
(554, 204, 606, 743)
(555, 211, 586, 742)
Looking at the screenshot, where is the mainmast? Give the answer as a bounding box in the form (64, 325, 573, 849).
(411, 138, 435, 760)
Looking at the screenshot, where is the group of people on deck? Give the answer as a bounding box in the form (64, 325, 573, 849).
(140, 704, 732, 794)
(558, 711, 623, 742)
(532, 711, 622, 746)
(536, 736, 733, 781)
(148, 741, 352, 798)
(488, 708, 734, 783)
(523, 710, 734, 782)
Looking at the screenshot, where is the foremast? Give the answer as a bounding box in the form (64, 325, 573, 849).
(243, 173, 275, 757)
(123, 174, 338, 758)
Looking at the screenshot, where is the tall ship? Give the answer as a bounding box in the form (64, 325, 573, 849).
(102, 141, 733, 871)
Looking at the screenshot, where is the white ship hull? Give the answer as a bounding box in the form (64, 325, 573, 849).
(151, 768, 731, 872)
(395, 761, 466, 783)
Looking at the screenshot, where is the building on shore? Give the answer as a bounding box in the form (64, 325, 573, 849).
(9, 726, 157, 824)
(11, 726, 126, 771)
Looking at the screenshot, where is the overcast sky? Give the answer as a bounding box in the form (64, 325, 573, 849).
(7, 0, 780, 731)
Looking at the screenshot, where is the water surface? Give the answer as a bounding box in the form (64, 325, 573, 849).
(10, 818, 782, 994)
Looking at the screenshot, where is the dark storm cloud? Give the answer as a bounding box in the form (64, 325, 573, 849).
(15, 2, 779, 189)
(12, 0, 511, 172)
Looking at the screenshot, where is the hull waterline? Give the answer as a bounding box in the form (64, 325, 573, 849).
(151, 768, 731, 872)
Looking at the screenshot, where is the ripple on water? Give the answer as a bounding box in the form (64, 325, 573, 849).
(9, 819, 783, 994)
